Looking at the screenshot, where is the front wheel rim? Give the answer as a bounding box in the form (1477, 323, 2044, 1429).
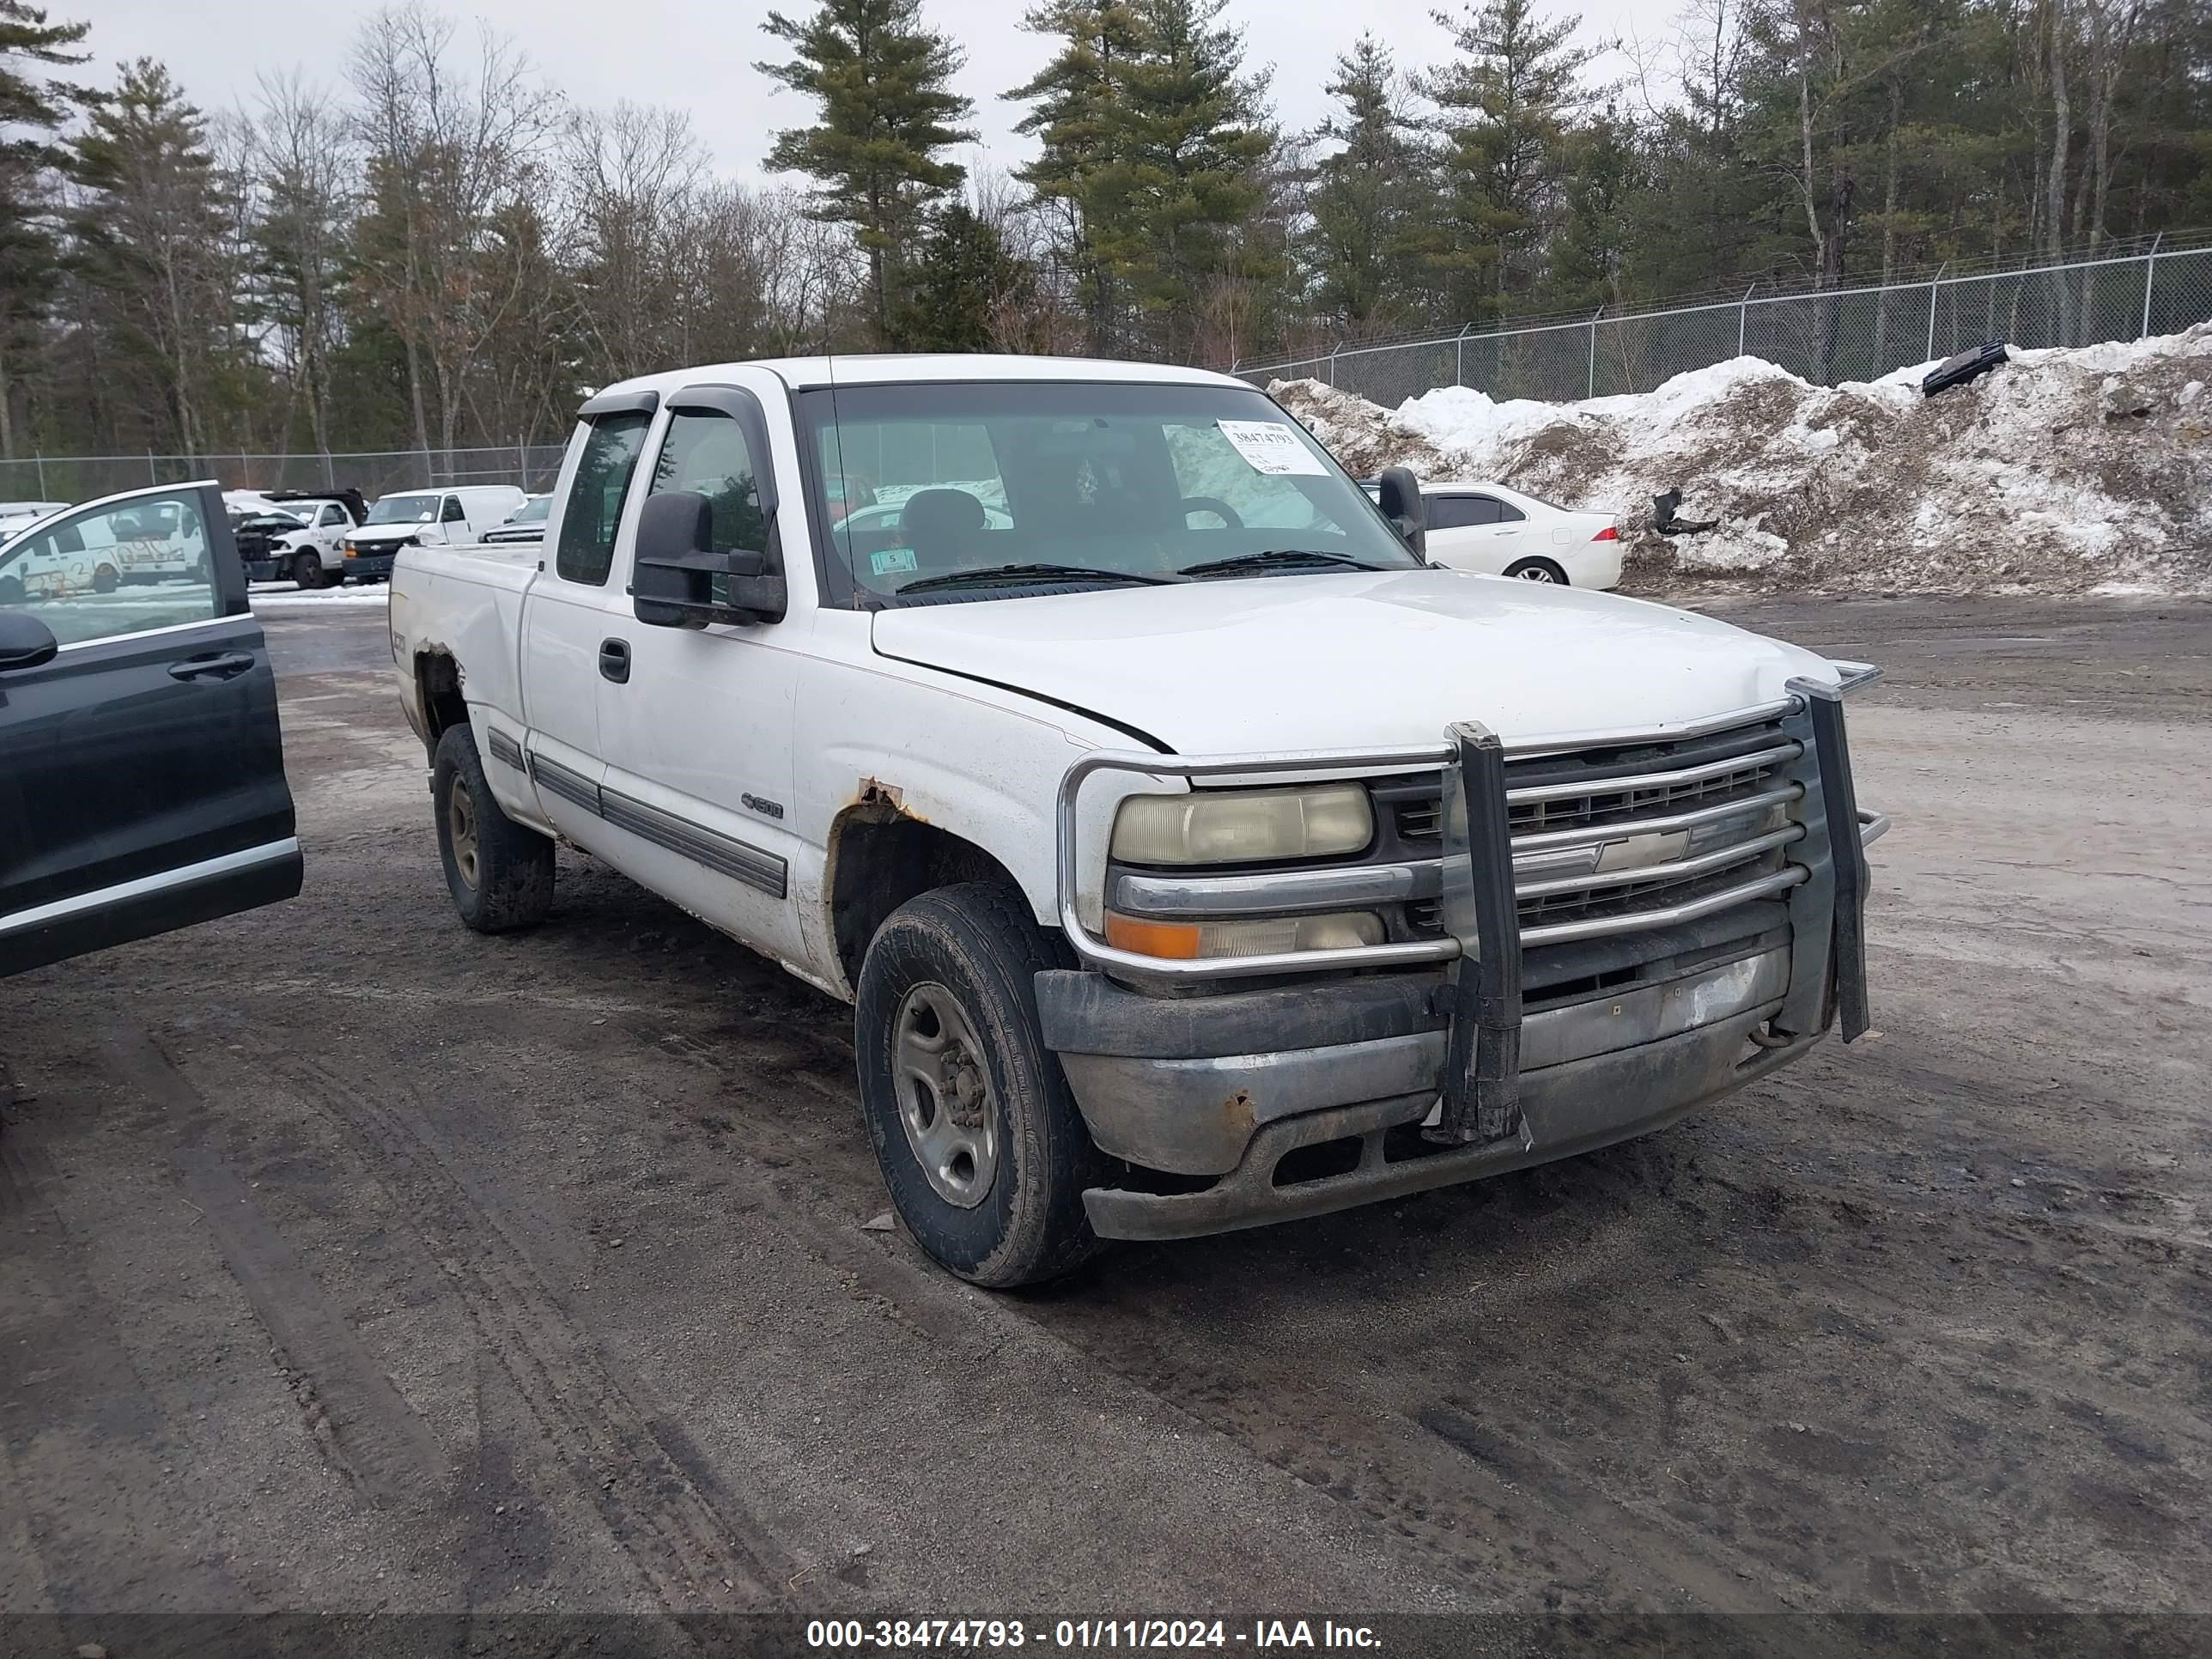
(448, 782, 480, 890)
(892, 981, 999, 1209)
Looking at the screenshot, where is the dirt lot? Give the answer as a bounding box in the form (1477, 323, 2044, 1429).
(3, 596, 2209, 1641)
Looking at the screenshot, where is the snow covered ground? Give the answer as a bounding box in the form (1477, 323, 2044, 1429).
(1273, 322, 2212, 595)
(248, 580, 388, 612)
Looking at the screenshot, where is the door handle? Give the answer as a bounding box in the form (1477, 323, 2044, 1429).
(599, 638, 631, 684)
(167, 651, 256, 682)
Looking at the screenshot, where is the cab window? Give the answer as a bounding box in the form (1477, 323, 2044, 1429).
(0, 489, 222, 646)
(556, 414, 653, 586)
(441, 495, 466, 524)
(648, 410, 769, 555)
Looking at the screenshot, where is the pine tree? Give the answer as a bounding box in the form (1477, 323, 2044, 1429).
(1542, 103, 1643, 313)
(0, 0, 89, 456)
(70, 58, 240, 457)
(1008, 0, 1141, 353)
(1302, 33, 1432, 333)
(1085, 0, 1276, 360)
(757, 0, 975, 343)
(887, 201, 1036, 350)
(1421, 0, 1599, 314)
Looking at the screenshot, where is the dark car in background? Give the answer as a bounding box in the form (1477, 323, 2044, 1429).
(0, 482, 302, 977)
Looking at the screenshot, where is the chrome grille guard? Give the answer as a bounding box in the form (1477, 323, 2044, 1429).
(1053, 688, 1882, 1139)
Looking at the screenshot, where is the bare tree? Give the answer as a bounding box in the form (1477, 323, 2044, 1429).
(252, 70, 356, 468)
(562, 101, 706, 380)
(349, 3, 556, 465)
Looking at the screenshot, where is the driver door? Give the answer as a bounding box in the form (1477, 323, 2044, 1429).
(0, 483, 301, 976)
(592, 380, 807, 962)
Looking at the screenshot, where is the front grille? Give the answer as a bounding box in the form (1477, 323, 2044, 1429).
(1407, 853, 1790, 938)
(1380, 714, 1806, 945)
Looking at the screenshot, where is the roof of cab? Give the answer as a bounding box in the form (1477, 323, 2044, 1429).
(589, 352, 1254, 401)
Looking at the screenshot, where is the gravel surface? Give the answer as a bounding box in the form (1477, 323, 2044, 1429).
(3, 597, 2207, 1634)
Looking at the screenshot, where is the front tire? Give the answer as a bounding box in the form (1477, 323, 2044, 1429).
(92, 563, 118, 593)
(0, 574, 21, 605)
(290, 551, 325, 590)
(432, 724, 555, 933)
(1504, 556, 1568, 585)
(854, 883, 1108, 1288)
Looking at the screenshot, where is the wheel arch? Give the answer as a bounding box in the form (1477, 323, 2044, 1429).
(824, 800, 1028, 997)
(414, 649, 468, 760)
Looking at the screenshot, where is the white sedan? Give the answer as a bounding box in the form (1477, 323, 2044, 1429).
(1368, 480, 1623, 587)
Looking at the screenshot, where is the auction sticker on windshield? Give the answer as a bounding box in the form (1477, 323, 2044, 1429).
(1217, 419, 1328, 476)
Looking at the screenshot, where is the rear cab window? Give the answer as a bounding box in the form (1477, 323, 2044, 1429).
(555, 413, 653, 586)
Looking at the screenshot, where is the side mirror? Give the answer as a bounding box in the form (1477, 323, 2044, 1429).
(0, 609, 58, 672)
(631, 490, 787, 629)
(1376, 465, 1426, 556)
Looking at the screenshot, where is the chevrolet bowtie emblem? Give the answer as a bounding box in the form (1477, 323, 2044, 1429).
(1595, 828, 1694, 873)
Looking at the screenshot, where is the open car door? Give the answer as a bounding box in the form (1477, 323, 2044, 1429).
(0, 481, 301, 976)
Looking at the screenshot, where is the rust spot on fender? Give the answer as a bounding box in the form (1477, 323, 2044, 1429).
(854, 776, 928, 823)
(1224, 1090, 1255, 1138)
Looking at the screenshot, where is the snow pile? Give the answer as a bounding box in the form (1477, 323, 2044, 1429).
(1273, 321, 2212, 594)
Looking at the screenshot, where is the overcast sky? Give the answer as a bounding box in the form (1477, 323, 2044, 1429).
(82, 0, 1668, 183)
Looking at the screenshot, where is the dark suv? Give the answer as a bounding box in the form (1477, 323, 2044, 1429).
(0, 482, 301, 975)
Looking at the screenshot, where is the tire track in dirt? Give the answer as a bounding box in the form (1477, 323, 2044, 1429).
(641, 1017, 1804, 1612)
(95, 1029, 451, 1510)
(233, 1037, 792, 1611)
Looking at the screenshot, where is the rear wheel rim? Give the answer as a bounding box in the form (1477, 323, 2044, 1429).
(1515, 563, 1559, 582)
(448, 783, 480, 890)
(893, 982, 999, 1209)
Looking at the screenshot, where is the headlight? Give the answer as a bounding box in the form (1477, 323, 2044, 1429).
(1103, 909, 1384, 961)
(1110, 784, 1372, 866)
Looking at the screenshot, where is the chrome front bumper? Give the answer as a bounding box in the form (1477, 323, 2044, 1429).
(1044, 943, 1792, 1181)
(1075, 1006, 1820, 1242)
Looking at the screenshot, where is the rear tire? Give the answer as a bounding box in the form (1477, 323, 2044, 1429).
(854, 882, 1108, 1288)
(433, 724, 554, 933)
(1504, 556, 1568, 585)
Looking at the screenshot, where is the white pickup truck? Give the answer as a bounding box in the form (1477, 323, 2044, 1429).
(391, 355, 1885, 1287)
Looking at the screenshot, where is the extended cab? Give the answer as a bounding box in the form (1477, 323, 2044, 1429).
(391, 356, 1885, 1287)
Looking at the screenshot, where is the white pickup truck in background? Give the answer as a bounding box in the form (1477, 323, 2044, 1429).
(391, 355, 1885, 1287)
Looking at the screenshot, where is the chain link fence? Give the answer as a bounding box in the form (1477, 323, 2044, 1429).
(1236, 240, 2212, 410)
(0, 443, 571, 511)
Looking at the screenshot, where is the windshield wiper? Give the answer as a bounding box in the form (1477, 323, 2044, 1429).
(895, 562, 1182, 595)
(1178, 549, 1393, 579)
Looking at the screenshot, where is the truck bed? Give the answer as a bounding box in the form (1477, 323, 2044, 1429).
(390, 543, 544, 749)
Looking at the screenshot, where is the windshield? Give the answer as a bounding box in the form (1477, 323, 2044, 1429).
(507, 495, 550, 524)
(799, 382, 1418, 605)
(367, 493, 437, 525)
